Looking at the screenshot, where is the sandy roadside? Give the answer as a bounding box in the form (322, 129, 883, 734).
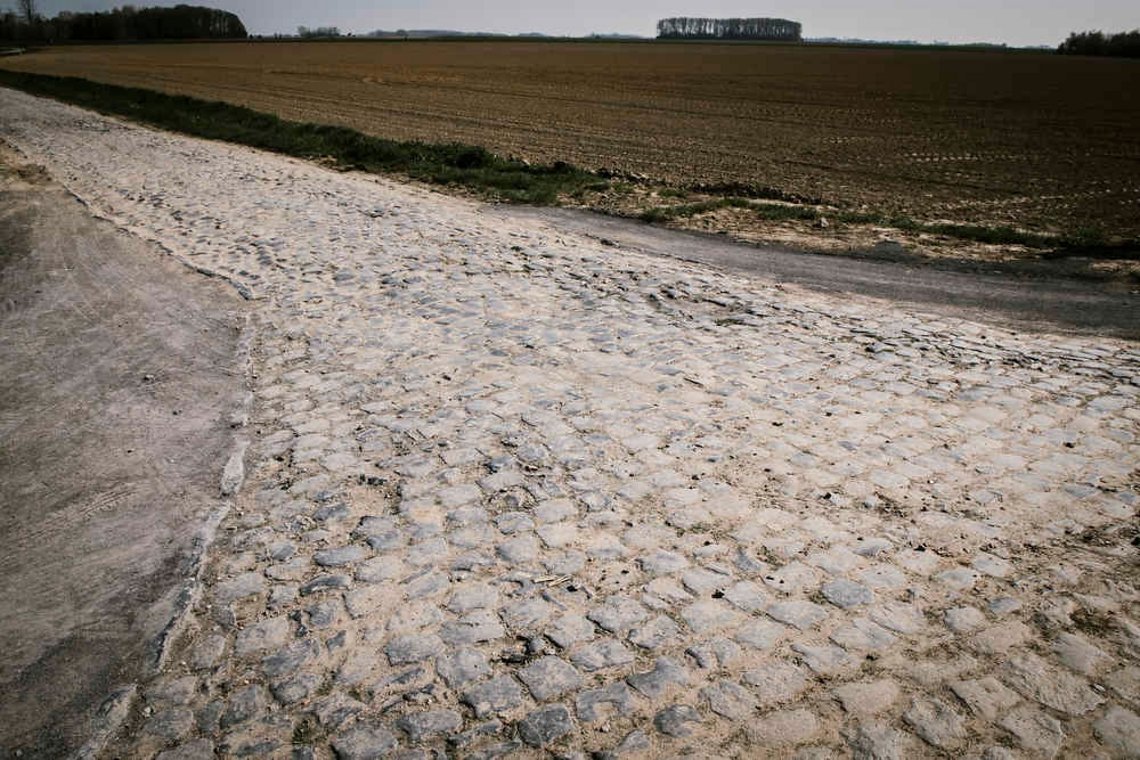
(0, 146, 248, 757)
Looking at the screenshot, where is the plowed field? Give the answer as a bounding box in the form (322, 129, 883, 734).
(4, 41, 1139, 236)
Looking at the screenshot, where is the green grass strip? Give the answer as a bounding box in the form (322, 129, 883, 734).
(0, 69, 606, 204)
(2, 69, 1136, 259)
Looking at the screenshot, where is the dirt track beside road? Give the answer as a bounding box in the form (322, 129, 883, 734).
(0, 148, 246, 758)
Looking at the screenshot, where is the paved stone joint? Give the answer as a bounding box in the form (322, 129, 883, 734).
(2, 88, 1138, 758)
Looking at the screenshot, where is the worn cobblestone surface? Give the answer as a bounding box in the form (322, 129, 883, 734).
(3, 88, 1139, 758)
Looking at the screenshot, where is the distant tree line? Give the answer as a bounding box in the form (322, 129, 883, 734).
(1057, 30, 1140, 58)
(1, 4, 247, 43)
(657, 17, 802, 42)
(297, 26, 342, 39)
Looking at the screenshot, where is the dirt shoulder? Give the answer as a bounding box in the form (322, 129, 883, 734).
(500, 206, 1140, 341)
(0, 147, 247, 757)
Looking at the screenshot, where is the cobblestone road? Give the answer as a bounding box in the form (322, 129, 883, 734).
(3, 88, 1139, 759)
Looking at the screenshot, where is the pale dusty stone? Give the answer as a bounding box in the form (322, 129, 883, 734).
(745, 709, 821, 746)
(904, 698, 966, 749)
(834, 679, 901, 716)
(950, 677, 1020, 720)
(1004, 653, 1105, 716)
(969, 621, 1033, 655)
(1094, 706, 1140, 757)
(998, 706, 1065, 757)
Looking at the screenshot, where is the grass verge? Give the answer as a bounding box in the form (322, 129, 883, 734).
(1, 69, 1135, 259)
(641, 197, 1139, 258)
(0, 69, 606, 204)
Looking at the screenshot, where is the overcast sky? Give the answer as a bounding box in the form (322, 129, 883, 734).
(27, 0, 1139, 47)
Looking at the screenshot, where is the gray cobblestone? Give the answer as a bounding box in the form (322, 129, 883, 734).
(314, 545, 368, 567)
(701, 679, 759, 719)
(1095, 706, 1140, 756)
(462, 677, 526, 718)
(630, 615, 683, 650)
(331, 722, 400, 759)
(1004, 653, 1105, 716)
(386, 634, 444, 665)
(627, 657, 689, 699)
(767, 600, 829, 630)
(569, 639, 635, 672)
(588, 597, 650, 634)
(12, 90, 1136, 760)
(519, 656, 583, 701)
(904, 698, 966, 749)
(822, 579, 875, 608)
(436, 649, 491, 688)
(518, 704, 574, 747)
(687, 637, 744, 669)
(950, 677, 1021, 720)
(998, 706, 1064, 756)
(576, 682, 636, 723)
(397, 709, 463, 743)
(845, 721, 909, 760)
(653, 704, 701, 737)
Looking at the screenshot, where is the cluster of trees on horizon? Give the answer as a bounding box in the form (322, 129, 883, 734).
(296, 26, 342, 39)
(1, 3, 246, 43)
(1058, 29, 1140, 58)
(656, 17, 802, 42)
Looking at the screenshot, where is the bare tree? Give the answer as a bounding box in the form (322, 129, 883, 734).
(17, 0, 38, 25)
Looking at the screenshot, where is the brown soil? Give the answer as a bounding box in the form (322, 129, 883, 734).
(3, 40, 1138, 241)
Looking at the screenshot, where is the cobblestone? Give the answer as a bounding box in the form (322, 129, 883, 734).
(653, 704, 701, 737)
(518, 704, 574, 747)
(998, 706, 1065, 757)
(518, 656, 583, 701)
(575, 682, 636, 723)
(904, 697, 967, 749)
(5, 89, 1137, 758)
(1094, 706, 1140, 757)
(396, 709, 463, 743)
(833, 679, 901, 716)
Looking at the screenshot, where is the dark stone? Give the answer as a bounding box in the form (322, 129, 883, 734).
(220, 685, 268, 729)
(462, 677, 525, 718)
(626, 657, 688, 699)
(436, 649, 492, 688)
(270, 673, 321, 705)
(397, 709, 463, 742)
(518, 656, 583, 701)
(653, 704, 701, 737)
(262, 637, 320, 680)
(576, 682, 636, 723)
(331, 721, 400, 759)
(386, 634, 444, 665)
(300, 574, 352, 596)
(518, 704, 574, 747)
(315, 545, 368, 567)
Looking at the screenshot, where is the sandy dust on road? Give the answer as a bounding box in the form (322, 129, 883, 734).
(1, 87, 1138, 759)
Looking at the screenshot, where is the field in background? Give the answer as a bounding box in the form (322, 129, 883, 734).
(3, 41, 1139, 238)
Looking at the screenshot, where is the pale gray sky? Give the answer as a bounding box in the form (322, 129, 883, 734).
(27, 0, 1140, 47)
